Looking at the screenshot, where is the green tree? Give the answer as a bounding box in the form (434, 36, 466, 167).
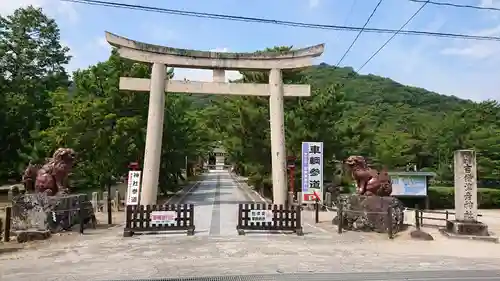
(200, 47, 354, 195)
(0, 6, 70, 179)
(37, 50, 211, 192)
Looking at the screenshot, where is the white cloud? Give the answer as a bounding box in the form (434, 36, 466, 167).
(441, 44, 499, 59)
(60, 40, 81, 76)
(440, 24, 500, 61)
(96, 36, 111, 52)
(0, 0, 79, 23)
(61, 40, 76, 58)
(476, 25, 500, 36)
(0, 0, 44, 14)
(309, 0, 320, 8)
(56, 1, 78, 23)
(173, 48, 243, 82)
(479, 0, 500, 8)
(63, 37, 113, 75)
(143, 23, 177, 44)
(360, 19, 500, 101)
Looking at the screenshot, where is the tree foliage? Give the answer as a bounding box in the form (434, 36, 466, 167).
(0, 7, 211, 193)
(201, 61, 500, 191)
(0, 6, 70, 178)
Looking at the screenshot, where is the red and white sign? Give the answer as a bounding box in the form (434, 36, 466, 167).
(151, 211, 177, 224)
(303, 191, 322, 202)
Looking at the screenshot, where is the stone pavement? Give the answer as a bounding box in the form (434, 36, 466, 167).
(2, 171, 500, 281)
(182, 170, 257, 236)
(2, 229, 500, 281)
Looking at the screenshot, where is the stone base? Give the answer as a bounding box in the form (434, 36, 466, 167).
(410, 229, 434, 241)
(440, 220, 498, 243)
(14, 230, 51, 243)
(446, 220, 489, 236)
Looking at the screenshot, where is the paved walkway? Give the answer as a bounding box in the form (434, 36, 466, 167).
(2, 171, 500, 281)
(183, 170, 257, 236)
(177, 169, 327, 237)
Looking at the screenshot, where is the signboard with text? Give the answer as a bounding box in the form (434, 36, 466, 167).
(151, 211, 177, 225)
(388, 172, 435, 197)
(126, 170, 141, 205)
(454, 150, 478, 221)
(391, 175, 427, 196)
(249, 210, 273, 223)
(301, 142, 324, 203)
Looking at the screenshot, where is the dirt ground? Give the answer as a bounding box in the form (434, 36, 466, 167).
(300, 207, 500, 241)
(0, 210, 126, 254)
(2, 209, 500, 281)
(2, 205, 500, 254)
(1, 176, 500, 281)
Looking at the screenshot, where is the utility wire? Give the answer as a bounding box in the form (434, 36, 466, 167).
(331, 0, 357, 53)
(62, 0, 500, 42)
(357, 1, 429, 72)
(345, 0, 358, 23)
(409, 0, 500, 12)
(336, 0, 383, 66)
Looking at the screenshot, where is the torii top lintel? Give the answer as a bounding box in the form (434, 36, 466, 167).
(105, 31, 325, 70)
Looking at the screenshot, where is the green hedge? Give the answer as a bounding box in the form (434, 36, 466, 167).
(428, 186, 500, 209)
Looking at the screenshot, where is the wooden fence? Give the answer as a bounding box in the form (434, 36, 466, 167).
(236, 203, 303, 236)
(90, 190, 124, 213)
(123, 204, 195, 237)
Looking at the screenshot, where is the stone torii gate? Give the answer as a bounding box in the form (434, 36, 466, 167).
(105, 31, 324, 206)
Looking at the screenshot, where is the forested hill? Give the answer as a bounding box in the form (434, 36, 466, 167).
(190, 63, 472, 115)
(304, 63, 472, 113)
(199, 57, 500, 186)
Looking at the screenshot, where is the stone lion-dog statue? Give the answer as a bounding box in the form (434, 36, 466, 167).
(344, 155, 392, 197)
(22, 148, 76, 196)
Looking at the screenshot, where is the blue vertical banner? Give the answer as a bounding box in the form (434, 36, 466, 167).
(302, 142, 310, 193)
(301, 142, 324, 203)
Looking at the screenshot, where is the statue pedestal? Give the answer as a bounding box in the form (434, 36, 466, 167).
(439, 220, 498, 243)
(14, 229, 51, 243)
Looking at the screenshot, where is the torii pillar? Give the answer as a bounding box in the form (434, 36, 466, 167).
(106, 31, 324, 205)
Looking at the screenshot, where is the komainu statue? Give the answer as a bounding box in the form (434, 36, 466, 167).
(22, 148, 76, 196)
(345, 155, 392, 197)
(14, 148, 96, 239)
(332, 155, 404, 235)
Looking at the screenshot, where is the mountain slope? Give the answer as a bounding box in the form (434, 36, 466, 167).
(304, 64, 472, 113)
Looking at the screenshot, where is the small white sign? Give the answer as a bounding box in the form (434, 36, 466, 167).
(151, 211, 177, 224)
(249, 210, 273, 223)
(126, 171, 141, 205)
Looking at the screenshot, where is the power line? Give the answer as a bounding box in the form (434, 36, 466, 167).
(343, 0, 359, 26)
(409, 0, 500, 12)
(357, 0, 429, 72)
(62, 0, 500, 42)
(336, 0, 383, 66)
(331, 0, 357, 50)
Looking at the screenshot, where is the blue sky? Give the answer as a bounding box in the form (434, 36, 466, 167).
(2, 0, 500, 101)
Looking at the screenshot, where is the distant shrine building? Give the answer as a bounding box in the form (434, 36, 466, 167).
(207, 146, 227, 170)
